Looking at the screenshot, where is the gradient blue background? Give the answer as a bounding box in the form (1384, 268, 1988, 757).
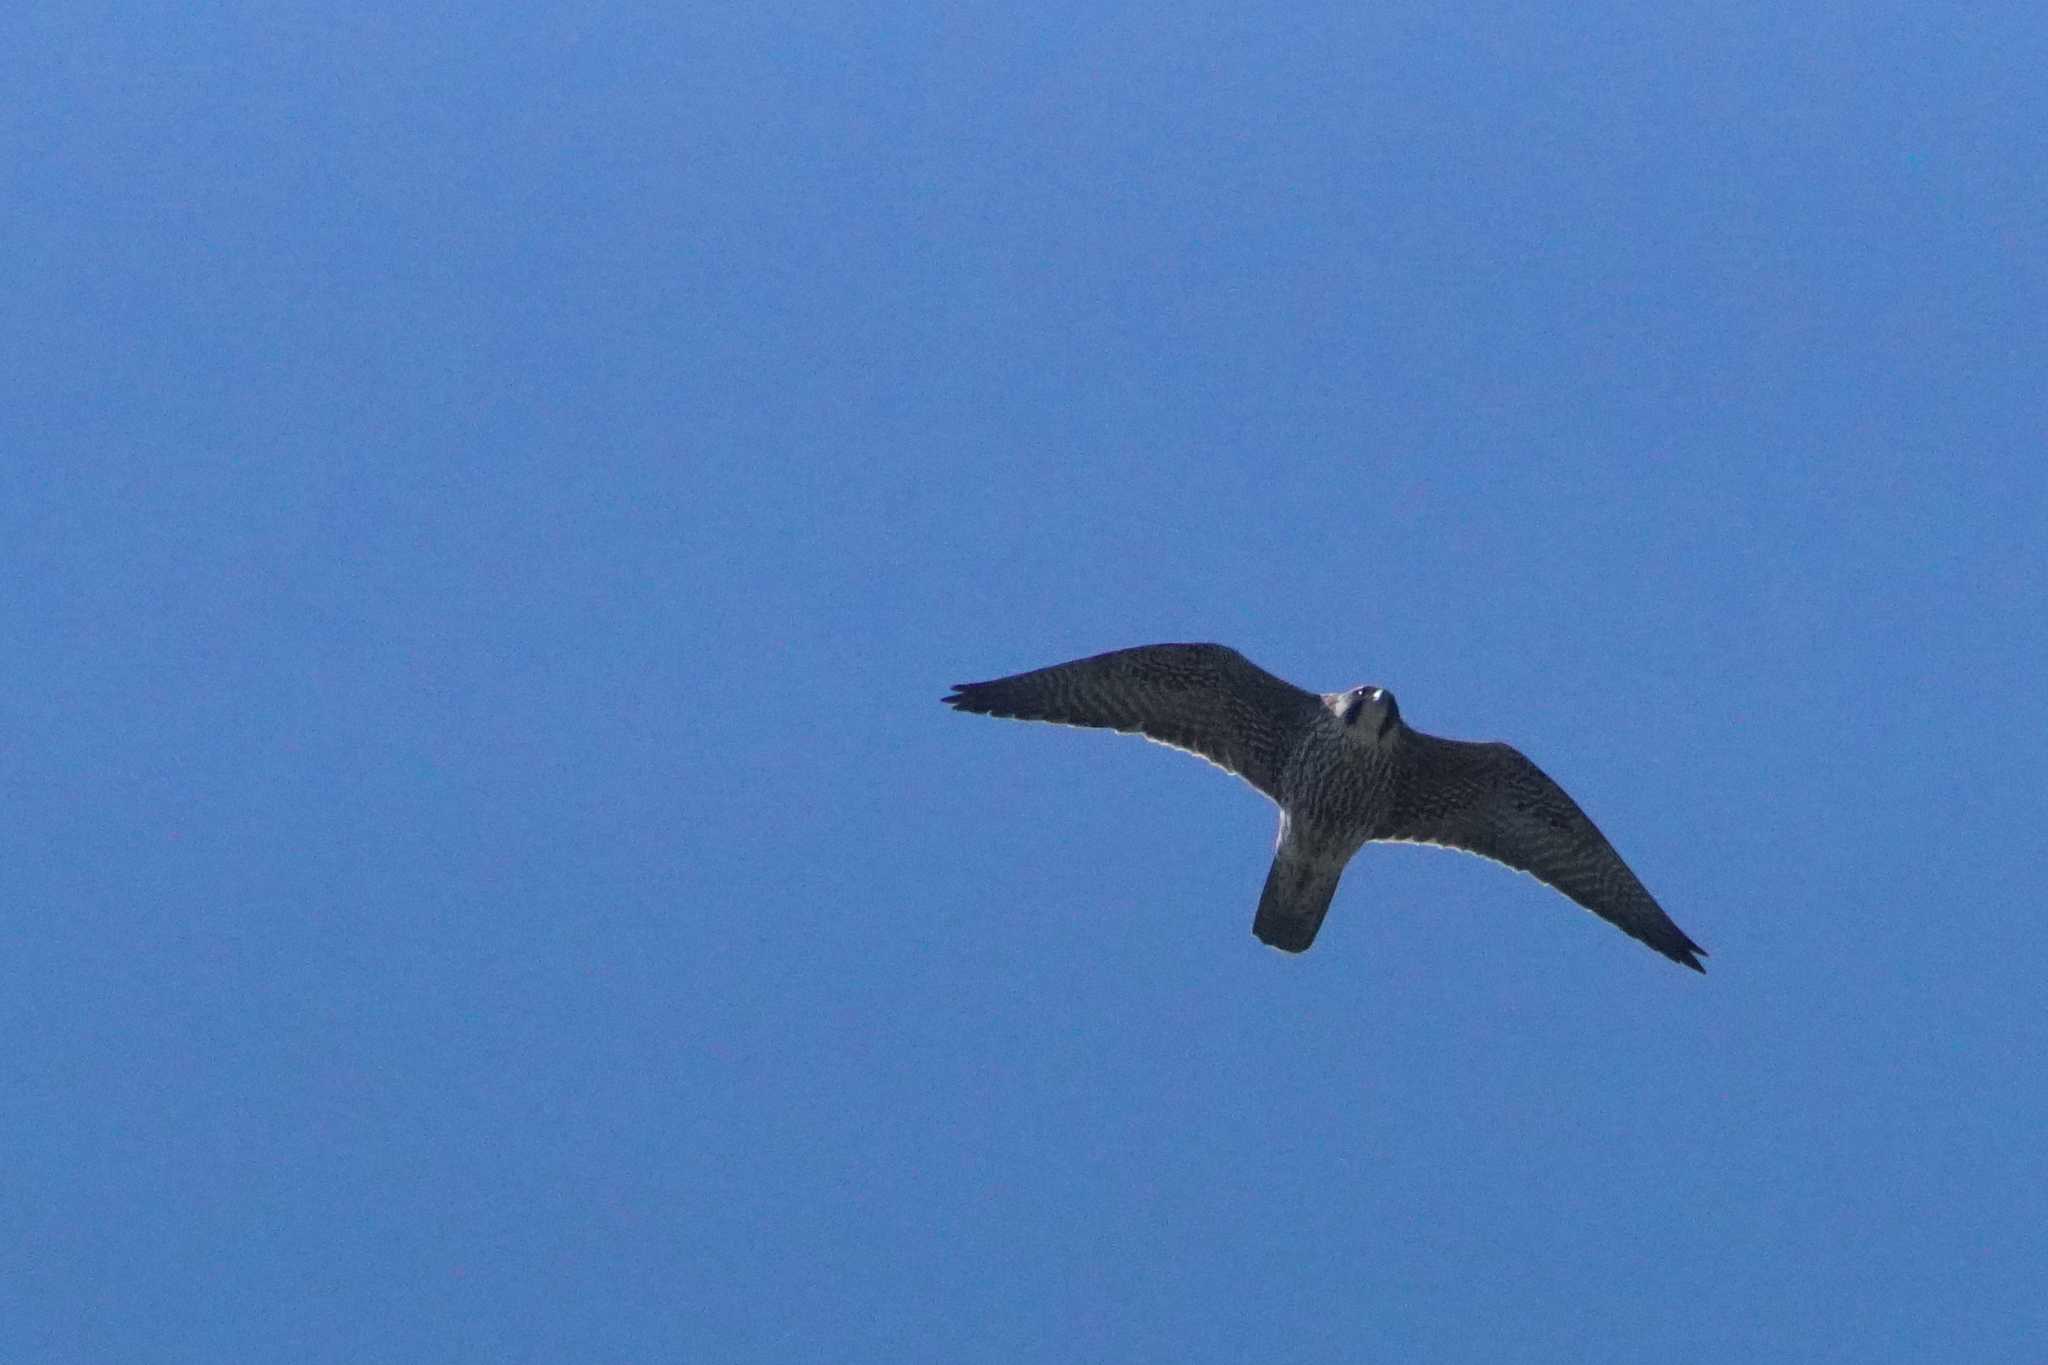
(6, 4, 2045, 1361)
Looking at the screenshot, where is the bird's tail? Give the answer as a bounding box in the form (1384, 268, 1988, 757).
(1252, 837, 1346, 953)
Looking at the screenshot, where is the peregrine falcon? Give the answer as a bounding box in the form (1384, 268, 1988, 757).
(943, 643, 1705, 971)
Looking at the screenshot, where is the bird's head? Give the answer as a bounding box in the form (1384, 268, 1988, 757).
(1333, 685, 1400, 742)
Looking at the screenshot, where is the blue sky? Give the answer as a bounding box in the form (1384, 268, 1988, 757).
(5, 4, 2045, 1361)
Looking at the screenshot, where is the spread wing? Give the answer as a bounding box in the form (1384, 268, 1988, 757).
(1375, 731, 1706, 971)
(942, 644, 1321, 800)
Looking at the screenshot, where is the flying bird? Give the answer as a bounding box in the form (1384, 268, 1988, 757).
(943, 643, 1704, 971)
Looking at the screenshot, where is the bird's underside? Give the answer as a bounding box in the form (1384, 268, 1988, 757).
(944, 642, 1706, 972)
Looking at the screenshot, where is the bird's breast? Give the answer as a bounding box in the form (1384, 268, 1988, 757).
(1278, 733, 1397, 848)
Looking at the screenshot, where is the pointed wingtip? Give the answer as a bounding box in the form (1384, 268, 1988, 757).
(944, 679, 1021, 717)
